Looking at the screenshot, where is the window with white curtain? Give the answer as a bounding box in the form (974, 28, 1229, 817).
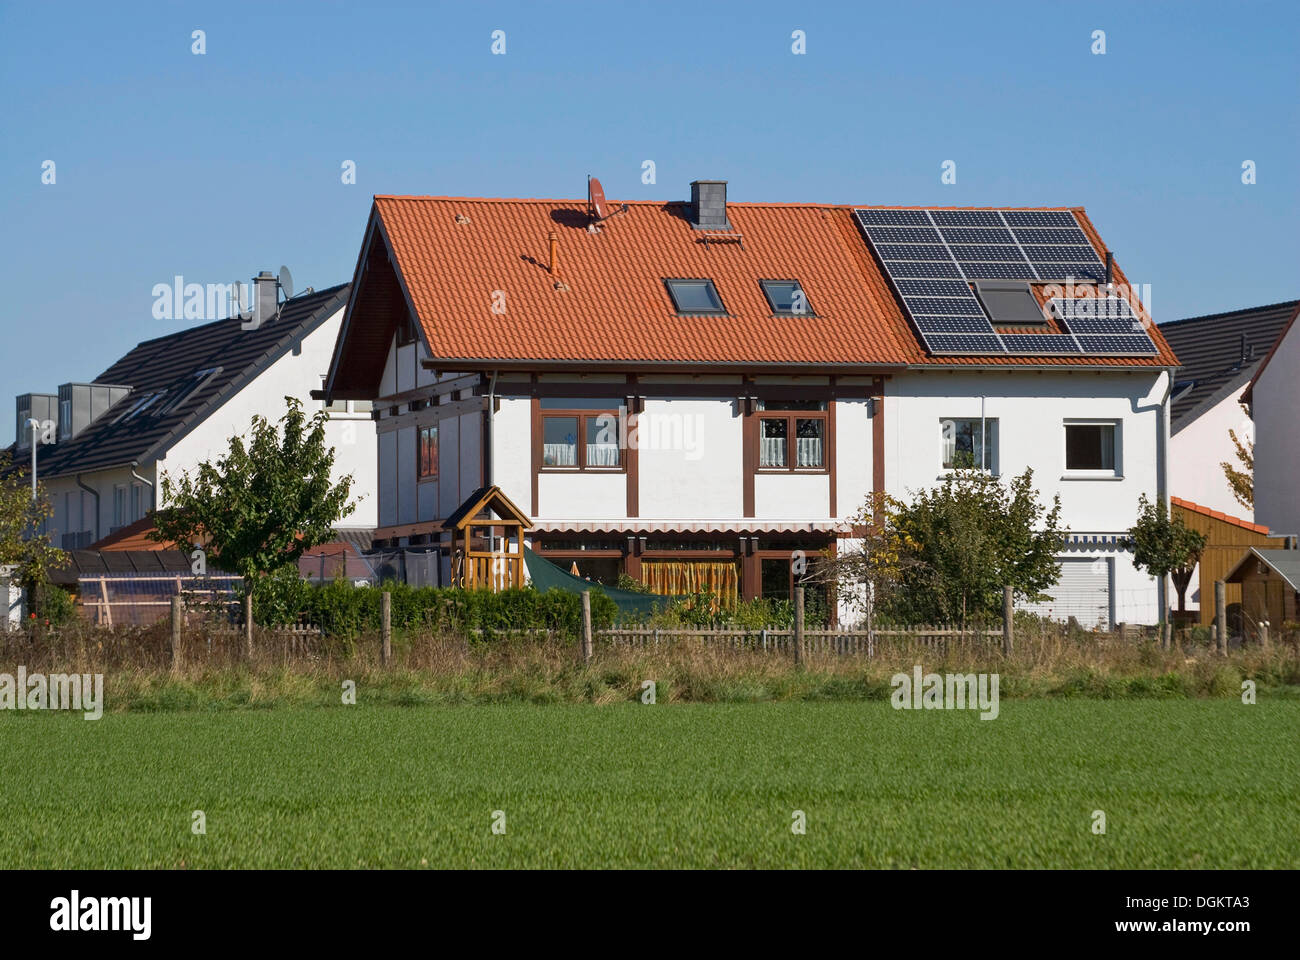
(755, 399, 829, 472)
(540, 404, 623, 470)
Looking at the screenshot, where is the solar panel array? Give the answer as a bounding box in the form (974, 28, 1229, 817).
(853, 209, 1159, 357)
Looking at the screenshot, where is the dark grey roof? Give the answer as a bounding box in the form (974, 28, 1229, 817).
(1159, 299, 1299, 430)
(1225, 547, 1300, 591)
(50, 550, 234, 586)
(27, 284, 350, 479)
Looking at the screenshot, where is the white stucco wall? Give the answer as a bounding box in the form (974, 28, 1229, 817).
(1252, 322, 1300, 536)
(1170, 387, 1254, 518)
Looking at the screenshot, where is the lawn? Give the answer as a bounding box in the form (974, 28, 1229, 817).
(1, 700, 1296, 868)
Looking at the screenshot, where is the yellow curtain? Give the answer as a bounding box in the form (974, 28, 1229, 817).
(640, 560, 740, 607)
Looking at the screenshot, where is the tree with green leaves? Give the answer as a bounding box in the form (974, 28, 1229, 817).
(823, 471, 1066, 627)
(0, 451, 68, 627)
(150, 398, 356, 598)
(1128, 494, 1207, 645)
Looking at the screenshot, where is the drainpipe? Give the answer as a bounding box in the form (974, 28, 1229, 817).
(130, 461, 155, 513)
(75, 474, 100, 545)
(485, 370, 498, 487)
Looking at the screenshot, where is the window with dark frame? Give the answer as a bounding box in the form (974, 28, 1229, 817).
(1065, 422, 1117, 472)
(418, 424, 439, 479)
(755, 399, 828, 470)
(664, 279, 726, 315)
(540, 399, 623, 470)
(760, 280, 814, 316)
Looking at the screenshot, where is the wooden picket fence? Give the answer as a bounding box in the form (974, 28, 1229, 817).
(598, 624, 1002, 657)
(204, 623, 323, 661)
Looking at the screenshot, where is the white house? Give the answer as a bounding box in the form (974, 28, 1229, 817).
(321, 182, 1181, 626)
(11, 277, 377, 552)
(1159, 299, 1298, 518)
(1244, 302, 1300, 538)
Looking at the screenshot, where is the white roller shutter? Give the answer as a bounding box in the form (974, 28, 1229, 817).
(1021, 557, 1111, 629)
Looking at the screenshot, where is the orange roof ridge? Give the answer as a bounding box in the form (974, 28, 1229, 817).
(1171, 495, 1270, 534)
(373, 194, 1085, 212)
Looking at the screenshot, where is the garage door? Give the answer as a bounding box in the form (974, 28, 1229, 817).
(1021, 557, 1111, 629)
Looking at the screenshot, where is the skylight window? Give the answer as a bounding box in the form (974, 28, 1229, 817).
(761, 280, 814, 316)
(971, 280, 1048, 327)
(664, 279, 726, 315)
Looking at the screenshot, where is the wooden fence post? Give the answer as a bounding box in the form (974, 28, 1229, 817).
(580, 590, 593, 664)
(1214, 580, 1227, 655)
(170, 595, 183, 670)
(793, 587, 804, 666)
(244, 593, 254, 661)
(1002, 585, 1014, 656)
(381, 590, 392, 665)
(1259, 620, 1270, 652)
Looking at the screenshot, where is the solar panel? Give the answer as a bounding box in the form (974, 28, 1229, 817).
(939, 227, 1016, 243)
(877, 243, 951, 260)
(930, 210, 1005, 226)
(958, 262, 1039, 280)
(853, 208, 1144, 358)
(894, 278, 974, 297)
(1048, 296, 1158, 353)
(925, 334, 1005, 353)
(1002, 334, 1082, 355)
(864, 226, 941, 243)
(905, 296, 987, 316)
(1074, 335, 1159, 355)
(1013, 228, 1089, 244)
(883, 260, 965, 278)
(915, 316, 1007, 333)
(855, 209, 931, 226)
(1001, 210, 1079, 227)
(1021, 244, 1101, 262)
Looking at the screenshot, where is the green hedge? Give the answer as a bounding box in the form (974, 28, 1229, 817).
(253, 576, 619, 639)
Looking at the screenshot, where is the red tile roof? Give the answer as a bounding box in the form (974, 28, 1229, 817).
(363, 195, 1178, 370)
(1171, 496, 1269, 534)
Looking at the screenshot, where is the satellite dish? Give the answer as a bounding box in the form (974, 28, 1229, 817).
(278, 265, 294, 301)
(587, 176, 628, 226)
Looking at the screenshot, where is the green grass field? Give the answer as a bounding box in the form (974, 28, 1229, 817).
(2, 701, 1296, 868)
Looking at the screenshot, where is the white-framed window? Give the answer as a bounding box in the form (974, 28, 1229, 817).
(940, 417, 999, 473)
(130, 483, 144, 522)
(1064, 420, 1121, 476)
(59, 399, 71, 438)
(112, 485, 127, 528)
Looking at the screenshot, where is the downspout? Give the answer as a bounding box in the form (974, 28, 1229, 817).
(130, 461, 155, 513)
(485, 370, 498, 487)
(75, 475, 100, 544)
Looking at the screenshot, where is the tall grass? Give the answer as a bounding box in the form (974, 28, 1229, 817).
(1, 616, 1296, 712)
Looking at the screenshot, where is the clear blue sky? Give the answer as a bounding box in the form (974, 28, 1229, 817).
(2, 0, 1297, 444)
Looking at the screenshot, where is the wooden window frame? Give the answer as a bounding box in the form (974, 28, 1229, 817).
(538, 408, 626, 473)
(418, 423, 439, 480)
(753, 406, 830, 474)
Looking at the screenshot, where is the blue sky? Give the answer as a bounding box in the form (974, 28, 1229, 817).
(2, 0, 1297, 444)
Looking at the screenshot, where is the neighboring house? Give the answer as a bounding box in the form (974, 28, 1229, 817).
(9, 279, 377, 554)
(320, 180, 1182, 626)
(1159, 299, 1298, 518)
(1242, 302, 1300, 539)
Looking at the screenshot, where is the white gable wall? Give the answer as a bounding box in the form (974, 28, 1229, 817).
(1253, 322, 1300, 536)
(1169, 387, 1254, 518)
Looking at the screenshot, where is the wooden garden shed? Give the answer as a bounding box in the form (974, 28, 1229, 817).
(1171, 497, 1291, 625)
(444, 486, 533, 591)
(1224, 548, 1300, 634)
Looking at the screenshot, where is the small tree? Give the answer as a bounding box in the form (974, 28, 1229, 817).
(0, 452, 68, 627)
(151, 398, 357, 602)
(1220, 402, 1253, 510)
(1128, 494, 1207, 644)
